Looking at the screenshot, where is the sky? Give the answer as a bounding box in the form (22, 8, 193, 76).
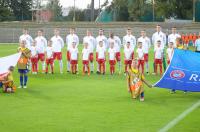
(59, 0, 112, 9)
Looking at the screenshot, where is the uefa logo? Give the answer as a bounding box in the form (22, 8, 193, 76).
(170, 70, 185, 79)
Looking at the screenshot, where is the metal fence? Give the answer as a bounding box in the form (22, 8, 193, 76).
(0, 26, 200, 43)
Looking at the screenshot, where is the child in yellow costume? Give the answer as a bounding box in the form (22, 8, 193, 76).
(127, 59, 152, 101)
(2, 66, 16, 93)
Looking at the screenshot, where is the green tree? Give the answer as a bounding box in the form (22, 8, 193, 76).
(65, 7, 85, 21)
(46, 0, 63, 21)
(9, 0, 32, 21)
(106, 0, 129, 21)
(0, 0, 14, 21)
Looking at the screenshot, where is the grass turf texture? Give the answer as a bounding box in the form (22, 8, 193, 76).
(0, 44, 200, 132)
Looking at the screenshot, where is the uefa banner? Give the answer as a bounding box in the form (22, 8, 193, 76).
(154, 49, 200, 92)
(0, 53, 21, 77)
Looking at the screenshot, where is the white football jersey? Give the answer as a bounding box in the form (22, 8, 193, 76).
(51, 35, 64, 52)
(35, 36, 47, 54)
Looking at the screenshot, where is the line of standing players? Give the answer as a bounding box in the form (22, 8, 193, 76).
(18, 25, 200, 76)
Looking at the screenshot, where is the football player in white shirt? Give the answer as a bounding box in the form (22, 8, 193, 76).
(30, 40, 38, 74)
(35, 29, 47, 73)
(136, 42, 145, 74)
(96, 29, 108, 73)
(108, 41, 116, 75)
(108, 33, 122, 74)
(83, 30, 96, 73)
(82, 42, 90, 76)
(123, 28, 136, 52)
(19, 28, 33, 50)
(69, 42, 79, 74)
(154, 40, 163, 75)
(168, 27, 181, 48)
(166, 42, 174, 65)
(97, 41, 106, 75)
(45, 40, 54, 74)
(51, 28, 64, 74)
(66, 28, 79, 72)
(124, 42, 133, 73)
(137, 30, 151, 74)
(152, 25, 166, 50)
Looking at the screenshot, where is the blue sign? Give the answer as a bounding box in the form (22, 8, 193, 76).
(154, 49, 200, 92)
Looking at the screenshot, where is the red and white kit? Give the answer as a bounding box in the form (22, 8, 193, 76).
(166, 48, 174, 64)
(45, 46, 54, 73)
(30, 46, 38, 73)
(124, 47, 133, 72)
(136, 48, 145, 74)
(97, 46, 106, 74)
(154, 47, 163, 75)
(82, 47, 90, 74)
(108, 47, 116, 74)
(70, 47, 78, 73)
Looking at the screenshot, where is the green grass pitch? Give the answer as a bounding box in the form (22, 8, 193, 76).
(0, 44, 200, 132)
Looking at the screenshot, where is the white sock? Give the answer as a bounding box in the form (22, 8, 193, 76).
(59, 60, 63, 73)
(97, 63, 99, 72)
(67, 61, 70, 71)
(146, 63, 149, 73)
(77, 64, 79, 72)
(42, 62, 45, 71)
(90, 62, 94, 72)
(118, 61, 121, 72)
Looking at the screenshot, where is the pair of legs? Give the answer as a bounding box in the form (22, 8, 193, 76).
(18, 69, 29, 88)
(124, 60, 132, 73)
(116, 52, 121, 73)
(138, 60, 144, 74)
(82, 60, 90, 75)
(67, 51, 78, 72)
(38, 53, 46, 73)
(31, 58, 38, 73)
(109, 60, 116, 75)
(130, 82, 145, 101)
(2, 82, 15, 93)
(98, 59, 105, 74)
(154, 59, 162, 75)
(46, 58, 54, 73)
(53, 52, 63, 73)
(71, 60, 78, 74)
(89, 53, 94, 73)
(144, 54, 149, 73)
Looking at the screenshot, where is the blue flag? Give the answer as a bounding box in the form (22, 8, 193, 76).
(154, 49, 200, 92)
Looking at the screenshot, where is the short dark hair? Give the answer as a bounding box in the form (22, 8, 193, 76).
(8, 66, 14, 72)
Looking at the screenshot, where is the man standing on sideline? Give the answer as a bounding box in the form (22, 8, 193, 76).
(96, 29, 108, 74)
(83, 30, 96, 73)
(66, 28, 79, 73)
(137, 30, 151, 74)
(19, 28, 33, 50)
(51, 28, 64, 74)
(108, 32, 122, 74)
(152, 25, 167, 72)
(35, 29, 47, 73)
(123, 28, 136, 53)
(168, 27, 181, 48)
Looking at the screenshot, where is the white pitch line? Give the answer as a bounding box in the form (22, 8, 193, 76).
(159, 99, 200, 132)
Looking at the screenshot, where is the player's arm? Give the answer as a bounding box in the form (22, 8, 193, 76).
(66, 36, 68, 47)
(142, 79, 152, 88)
(44, 38, 48, 48)
(76, 35, 79, 47)
(163, 33, 167, 46)
(133, 37, 136, 49)
(61, 38, 64, 49)
(148, 38, 151, 49)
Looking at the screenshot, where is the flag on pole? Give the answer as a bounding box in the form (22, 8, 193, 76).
(0, 53, 21, 78)
(154, 49, 200, 92)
